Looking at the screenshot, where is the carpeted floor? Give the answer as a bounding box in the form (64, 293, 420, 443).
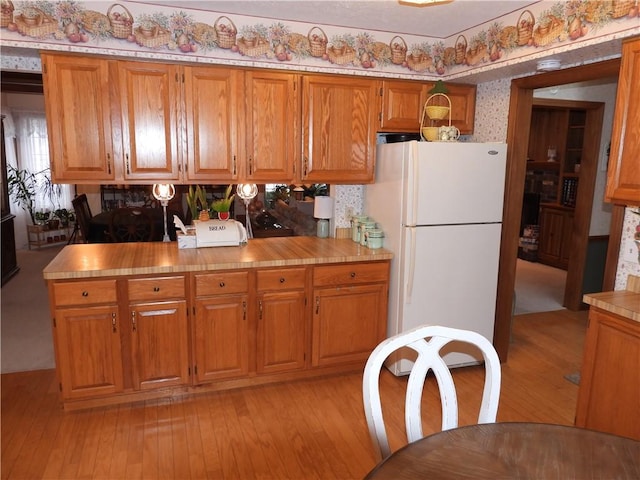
(514, 259, 567, 315)
(1, 246, 63, 374)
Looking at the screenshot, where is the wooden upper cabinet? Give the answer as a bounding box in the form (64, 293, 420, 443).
(244, 71, 299, 183)
(423, 82, 476, 134)
(379, 80, 427, 132)
(302, 75, 380, 184)
(606, 36, 640, 205)
(183, 66, 241, 182)
(116, 61, 182, 182)
(42, 54, 115, 182)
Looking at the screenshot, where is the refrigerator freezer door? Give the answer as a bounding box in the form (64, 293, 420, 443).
(389, 222, 502, 373)
(407, 142, 507, 226)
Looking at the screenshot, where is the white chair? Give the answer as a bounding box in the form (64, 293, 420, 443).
(362, 325, 502, 460)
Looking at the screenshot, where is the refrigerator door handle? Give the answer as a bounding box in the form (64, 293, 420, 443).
(407, 142, 419, 227)
(406, 226, 416, 304)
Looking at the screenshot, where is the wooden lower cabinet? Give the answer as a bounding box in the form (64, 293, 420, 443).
(537, 205, 574, 270)
(312, 262, 389, 366)
(130, 301, 189, 389)
(192, 271, 250, 383)
(256, 267, 308, 374)
(49, 260, 390, 409)
(55, 305, 124, 400)
(575, 307, 640, 440)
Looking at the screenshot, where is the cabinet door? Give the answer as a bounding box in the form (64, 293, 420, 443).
(379, 80, 426, 132)
(538, 207, 565, 267)
(117, 61, 181, 182)
(183, 66, 242, 181)
(312, 283, 387, 367)
(130, 301, 189, 390)
(605, 37, 640, 205)
(193, 295, 249, 383)
(576, 308, 640, 440)
(257, 290, 306, 374)
(42, 54, 115, 182)
(55, 305, 123, 400)
(424, 82, 476, 134)
(302, 76, 379, 184)
(245, 71, 299, 182)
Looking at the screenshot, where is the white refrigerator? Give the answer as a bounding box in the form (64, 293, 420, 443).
(365, 140, 507, 374)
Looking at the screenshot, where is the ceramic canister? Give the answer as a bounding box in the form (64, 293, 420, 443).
(359, 220, 377, 246)
(365, 228, 384, 249)
(351, 215, 369, 242)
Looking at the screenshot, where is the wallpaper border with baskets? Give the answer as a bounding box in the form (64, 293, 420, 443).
(1, 0, 638, 80)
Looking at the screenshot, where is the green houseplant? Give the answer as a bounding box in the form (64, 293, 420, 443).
(210, 184, 235, 220)
(7, 164, 38, 224)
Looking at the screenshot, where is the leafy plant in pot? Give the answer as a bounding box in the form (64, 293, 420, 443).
(7, 164, 38, 224)
(210, 184, 235, 221)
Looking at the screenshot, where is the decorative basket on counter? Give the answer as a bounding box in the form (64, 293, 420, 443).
(420, 93, 452, 142)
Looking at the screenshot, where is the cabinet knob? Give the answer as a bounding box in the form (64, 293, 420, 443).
(350, 272, 356, 278)
(82, 291, 89, 297)
(279, 277, 285, 283)
(219, 281, 225, 288)
(153, 286, 160, 292)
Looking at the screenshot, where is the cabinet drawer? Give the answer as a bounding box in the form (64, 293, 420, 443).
(257, 267, 306, 291)
(313, 262, 389, 287)
(53, 280, 117, 307)
(194, 271, 249, 297)
(128, 276, 185, 302)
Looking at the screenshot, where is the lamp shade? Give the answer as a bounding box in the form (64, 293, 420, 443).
(152, 183, 175, 202)
(314, 196, 333, 219)
(236, 183, 258, 201)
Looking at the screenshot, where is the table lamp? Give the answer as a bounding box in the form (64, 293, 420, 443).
(236, 183, 258, 239)
(314, 196, 333, 238)
(152, 183, 175, 242)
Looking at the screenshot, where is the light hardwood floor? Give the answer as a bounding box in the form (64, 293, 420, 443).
(1, 309, 587, 480)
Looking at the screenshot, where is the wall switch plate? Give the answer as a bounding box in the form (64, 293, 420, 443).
(622, 239, 639, 264)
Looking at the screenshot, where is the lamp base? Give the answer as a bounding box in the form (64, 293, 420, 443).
(316, 219, 329, 238)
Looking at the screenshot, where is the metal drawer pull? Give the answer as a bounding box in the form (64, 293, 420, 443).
(350, 272, 356, 278)
(280, 277, 285, 283)
(82, 291, 89, 297)
(153, 287, 160, 292)
(219, 281, 225, 288)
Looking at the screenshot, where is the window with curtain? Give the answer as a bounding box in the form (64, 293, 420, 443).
(12, 110, 72, 214)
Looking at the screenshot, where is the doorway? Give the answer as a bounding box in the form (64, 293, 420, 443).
(494, 59, 624, 361)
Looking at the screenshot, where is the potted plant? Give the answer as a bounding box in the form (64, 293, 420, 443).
(210, 184, 235, 220)
(7, 164, 38, 224)
(186, 185, 210, 222)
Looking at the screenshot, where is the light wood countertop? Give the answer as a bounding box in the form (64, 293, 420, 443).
(583, 275, 640, 323)
(43, 237, 393, 280)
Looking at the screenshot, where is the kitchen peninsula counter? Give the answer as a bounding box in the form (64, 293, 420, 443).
(44, 237, 393, 409)
(43, 236, 393, 280)
(582, 274, 640, 322)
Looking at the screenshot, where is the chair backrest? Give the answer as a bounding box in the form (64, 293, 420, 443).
(362, 325, 501, 460)
(71, 194, 92, 243)
(108, 207, 155, 242)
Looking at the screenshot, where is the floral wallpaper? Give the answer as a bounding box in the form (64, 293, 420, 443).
(0, 0, 638, 80)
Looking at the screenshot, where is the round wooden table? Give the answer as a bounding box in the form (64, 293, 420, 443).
(365, 422, 640, 479)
